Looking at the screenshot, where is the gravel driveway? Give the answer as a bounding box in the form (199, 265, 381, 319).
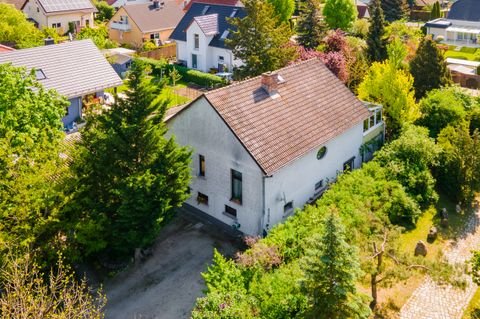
(104, 211, 242, 319)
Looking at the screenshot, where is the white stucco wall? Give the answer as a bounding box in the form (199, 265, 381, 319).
(167, 97, 265, 235)
(427, 27, 447, 40)
(177, 21, 242, 72)
(263, 122, 365, 232)
(23, 0, 94, 31)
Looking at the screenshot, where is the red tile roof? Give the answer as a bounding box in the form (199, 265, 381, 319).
(0, 44, 15, 53)
(169, 59, 371, 175)
(183, 0, 241, 11)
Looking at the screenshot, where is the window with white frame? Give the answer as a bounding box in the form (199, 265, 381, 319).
(363, 107, 382, 132)
(194, 34, 199, 49)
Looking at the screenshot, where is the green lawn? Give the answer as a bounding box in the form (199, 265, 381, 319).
(444, 47, 480, 62)
(463, 287, 480, 319)
(399, 191, 469, 261)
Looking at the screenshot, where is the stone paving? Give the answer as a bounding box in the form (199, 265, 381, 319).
(400, 209, 480, 319)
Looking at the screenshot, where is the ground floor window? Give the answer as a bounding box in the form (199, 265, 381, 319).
(192, 54, 198, 69)
(197, 192, 208, 205)
(52, 22, 61, 28)
(284, 201, 294, 215)
(343, 157, 355, 172)
(224, 205, 237, 219)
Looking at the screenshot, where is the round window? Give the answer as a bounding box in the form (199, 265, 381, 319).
(317, 146, 327, 160)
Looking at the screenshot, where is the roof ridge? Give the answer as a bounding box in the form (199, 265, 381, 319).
(205, 58, 322, 97)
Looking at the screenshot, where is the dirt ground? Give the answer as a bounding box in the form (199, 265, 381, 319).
(104, 213, 242, 319)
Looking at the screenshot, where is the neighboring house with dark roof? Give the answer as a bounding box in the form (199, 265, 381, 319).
(108, 0, 185, 48)
(0, 40, 122, 128)
(425, 0, 480, 47)
(0, 0, 27, 10)
(165, 58, 384, 235)
(170, 3, 246, 72)
(22, 0, 95, 33)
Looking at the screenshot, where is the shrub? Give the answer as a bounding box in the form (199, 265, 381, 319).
(167, 65, 225, 87)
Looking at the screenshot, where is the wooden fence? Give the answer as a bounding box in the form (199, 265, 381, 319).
(139, 43, 176, 60)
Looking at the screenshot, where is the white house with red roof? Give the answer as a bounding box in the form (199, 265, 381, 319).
(166, 59, 384, 235)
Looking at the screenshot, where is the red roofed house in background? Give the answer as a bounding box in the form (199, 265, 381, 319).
(166, 58, 385, 235)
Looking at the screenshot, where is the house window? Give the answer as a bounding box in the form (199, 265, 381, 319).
(192, 54, 198, 69)
(199, 154, 205, 177)
(65, 106, 69, 116)
(52, 22, 61, 28)
(150, 33, 160, 39)
(85, 19, 90, 26)
(194, 34, 199, 49)
(363, 108, 383, 132)
(343, 157, 355, 172)
(35, 69, 46, 80)
(315, 179, 324, 191)
(231, 169, 242, 204)
(37, 7, 39, 12)
(197, 192, 208, 205)
(284, 201, 294, 215)
(224, 205, 237, 219)
(316, 146, 327, 160)
(218, 55, 224, 62)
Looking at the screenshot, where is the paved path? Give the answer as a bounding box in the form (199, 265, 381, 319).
(400, 209, 480, 319)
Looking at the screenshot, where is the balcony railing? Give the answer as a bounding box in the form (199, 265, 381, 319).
(110, 21, 131, 32)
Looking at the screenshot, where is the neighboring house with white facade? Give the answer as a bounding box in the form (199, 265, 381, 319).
(170, 3, 246, 73)
(166, 58, 384, 236)
(0, 40, 122, 129)
(22, 0, 95, 33)
(425, 0, 480, 47)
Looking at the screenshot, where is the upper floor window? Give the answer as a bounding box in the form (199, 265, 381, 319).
(199, 154, 205, 177)
(363, 107, 382, 133)
(194, 34, 199, 49)
(231, 169, 242, 204)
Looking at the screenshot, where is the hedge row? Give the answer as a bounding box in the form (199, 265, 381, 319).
(137, 58, 225, 88)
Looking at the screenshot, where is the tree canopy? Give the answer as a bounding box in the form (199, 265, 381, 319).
(266, 0, 295, 23)
(296, 0, 324, 49)
(410, 36, 451, 99)
(69, 60, 191, 259)
(366, 0, 387, 62)
(0, 4, 44, 48)
(226, 0, 295, 78)
(322, 0, 357, 31)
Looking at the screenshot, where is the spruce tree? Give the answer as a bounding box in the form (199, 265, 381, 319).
(381, 0, 408, 22)
(367, 0, 387, 62)
(227, 0, 295, 78)
(430, 1, 441, 19)
(410, 36, 451, 99)
(301, 212, 370, 319)
(71, 60, 192, 259)
(296, 0, 325, 49)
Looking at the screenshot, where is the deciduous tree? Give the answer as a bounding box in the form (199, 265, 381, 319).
(0, 251, 106, 318)
(322, 0, 357, 31)
(0, 4, 44, 48)
(227, 0, 295, 78)
(0, 64, 68, 260)
(358, 61, 420, 137)
(267, 0, 295, 22)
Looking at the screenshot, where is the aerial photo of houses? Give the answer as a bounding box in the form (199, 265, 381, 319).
(0, 0, 480, 317)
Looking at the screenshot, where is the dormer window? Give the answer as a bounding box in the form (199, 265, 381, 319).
(220, 30, 229, 40)
(230, 9, 238, 17)
(201, 5, 210, 15)
(35, 69, 46, 80)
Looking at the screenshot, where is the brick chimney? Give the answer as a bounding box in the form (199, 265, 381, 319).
(261, 72, 279, 96)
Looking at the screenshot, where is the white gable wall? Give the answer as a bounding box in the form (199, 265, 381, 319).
(24, 0, 94, 31)
(176, 20, 243, 72)
(167, 97, 265, 235)
(263, 122, 364, 232)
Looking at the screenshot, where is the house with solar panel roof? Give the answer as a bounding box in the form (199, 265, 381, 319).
(22, 0, 96, 33)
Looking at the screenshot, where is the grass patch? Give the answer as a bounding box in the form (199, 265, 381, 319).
(460, 47, 478, 54)
(159, 87, 191, 108)
(463, 287, 480, 319)
(445, 49, 480, 61)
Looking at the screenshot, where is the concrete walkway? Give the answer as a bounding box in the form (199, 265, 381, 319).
(400, 209, 480, 319)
